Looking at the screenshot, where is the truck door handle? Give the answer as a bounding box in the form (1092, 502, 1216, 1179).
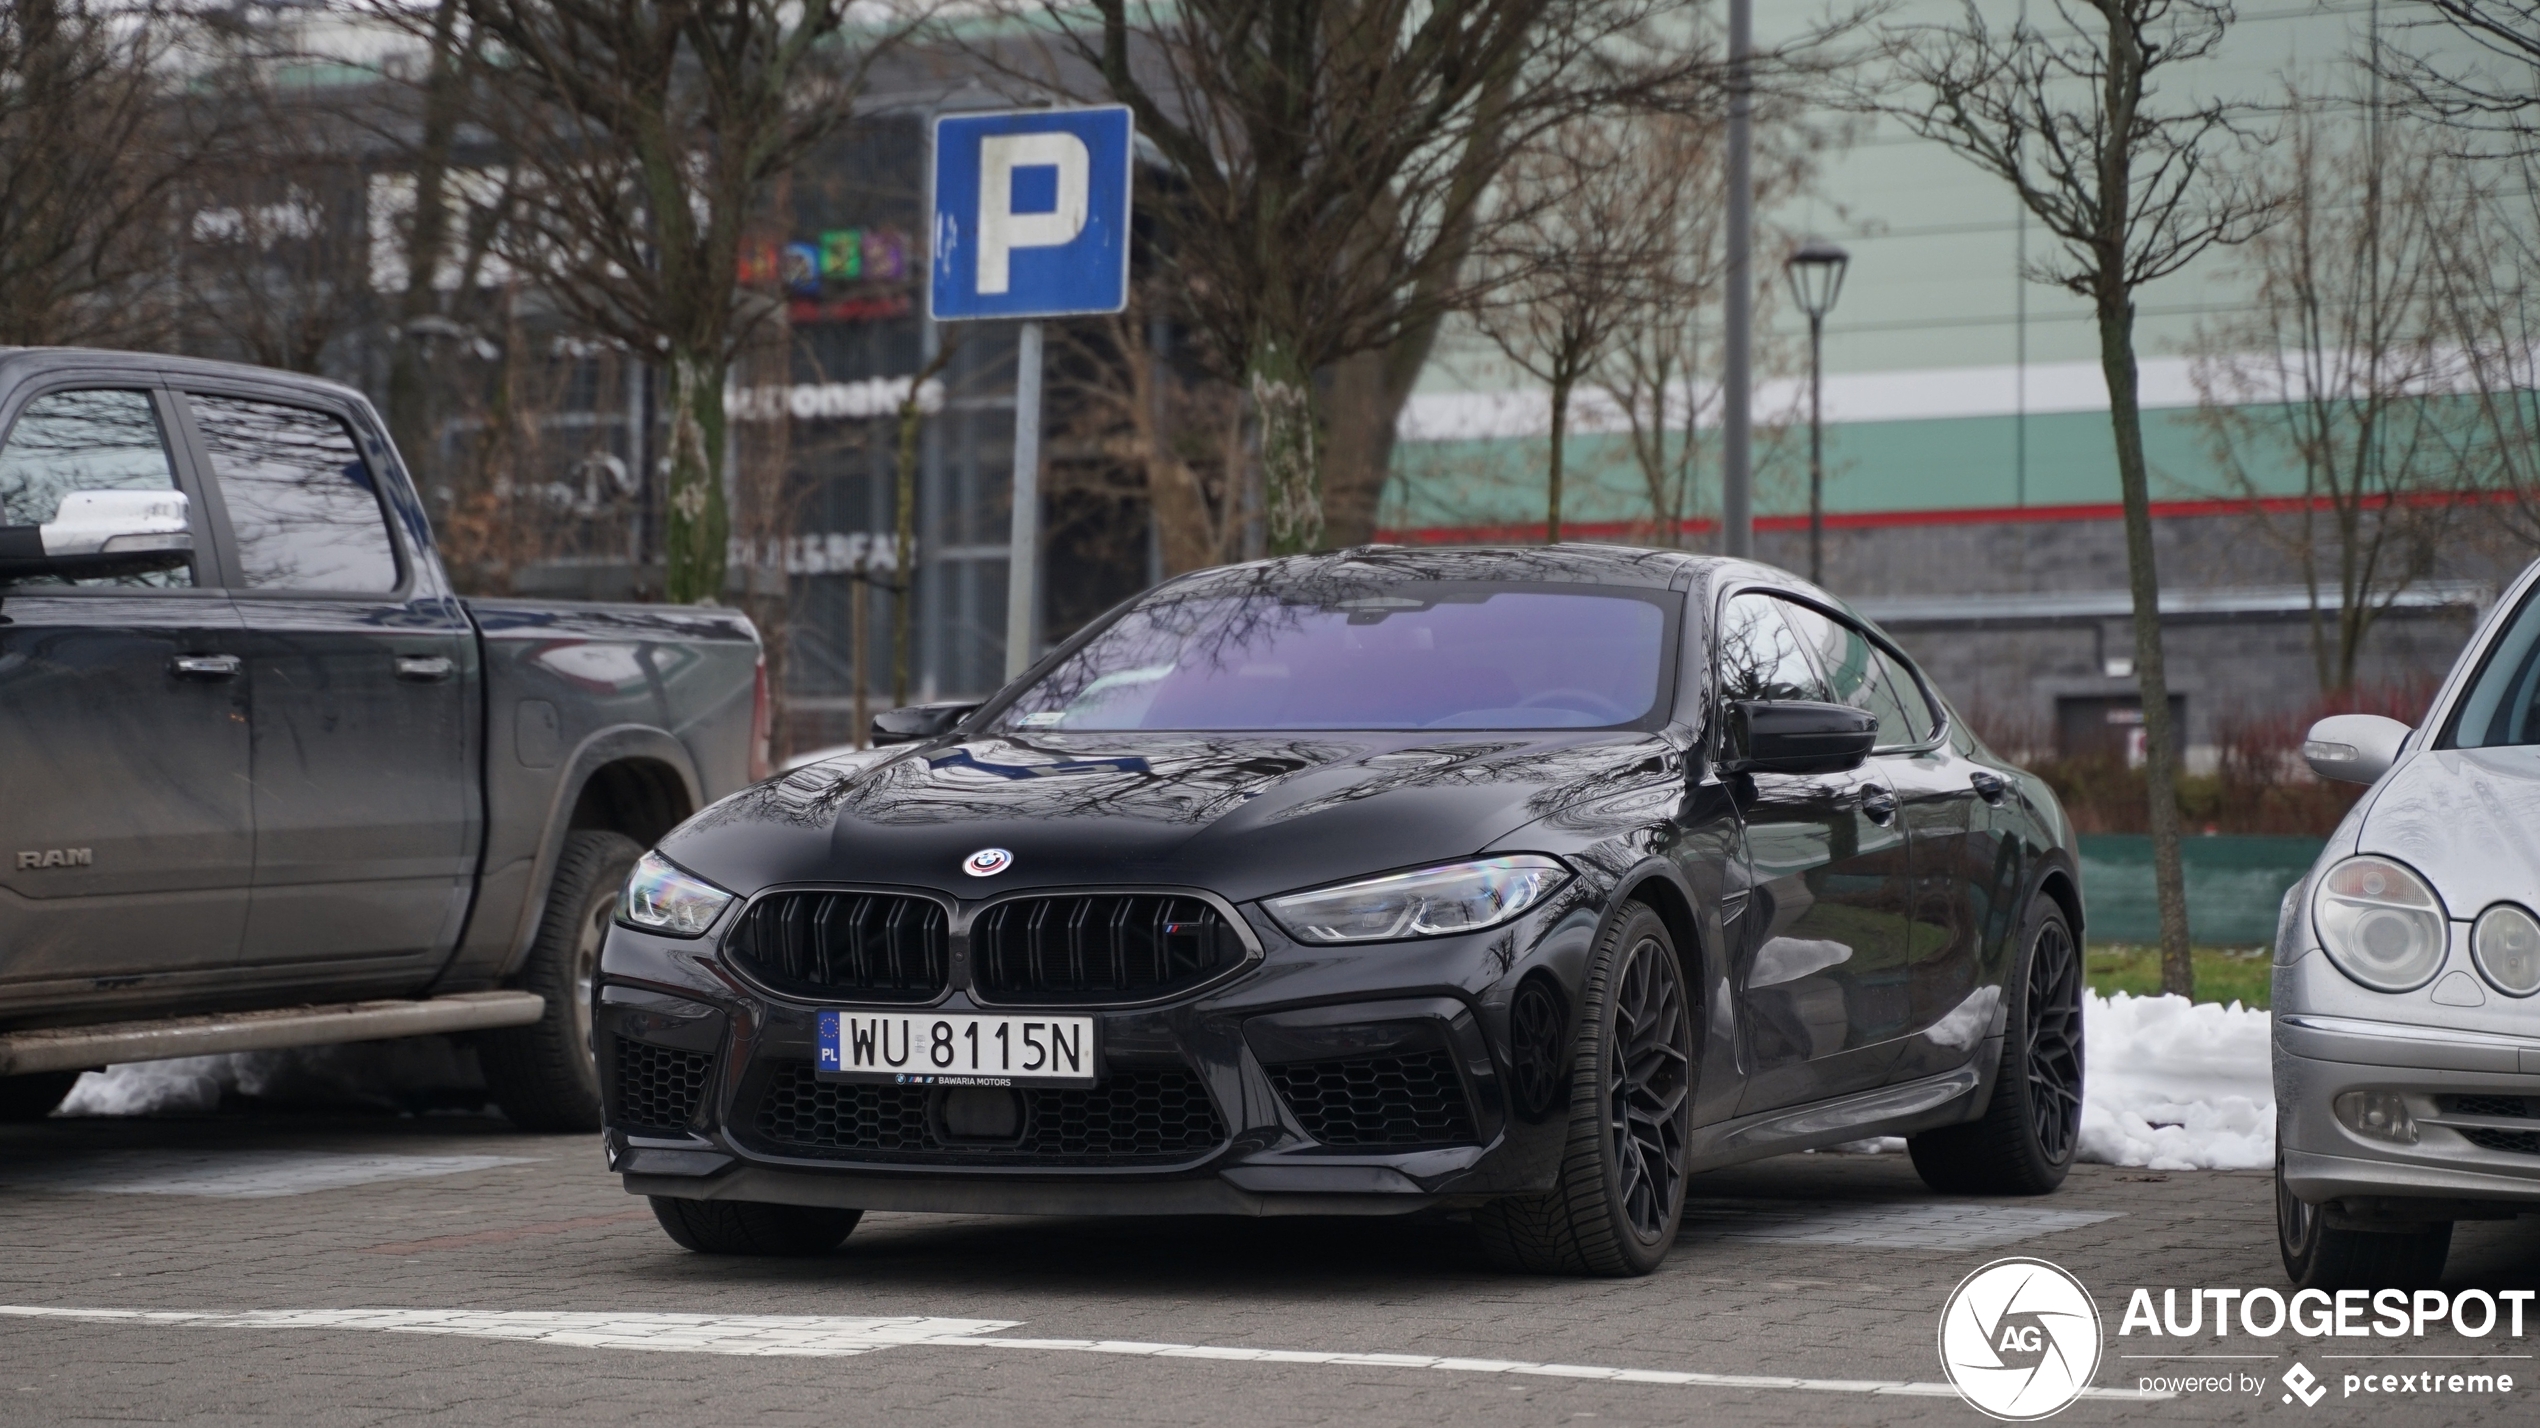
(168, 653, 242, 680)
(395, 654, 455, 682)
(1859, 785, 1897, 823)
(1969, 770, 2008, 804)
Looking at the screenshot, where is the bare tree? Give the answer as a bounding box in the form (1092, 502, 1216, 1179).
(2190, 99, 2475, 694)
(1880, 0, 2276, 997)
(985, 0, 1797, 556)
(1468, 120, 1662, 543)
(1043, 298, 1247, 578)
(0, 1, 213, 346)
(2383, 1, 2540, 154)
(1595, 101, 1837, 548)
(429, 0, 905, 604)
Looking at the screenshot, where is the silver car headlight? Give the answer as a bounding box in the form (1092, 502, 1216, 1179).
(618, 849, 735, 937)
(1264, 856, 1571, 944)
(2472, 903, 2540, 997)
(2312, 855, 2447, 992)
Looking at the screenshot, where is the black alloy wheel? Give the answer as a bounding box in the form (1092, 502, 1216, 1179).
(2023, 916, 2084, 1164)
(1475, 904, 1695, 1276)
(1908, 897, 2082, 1195)
(1606, 933, 1694, 1240)
(2275, 1141, 2452, 1290)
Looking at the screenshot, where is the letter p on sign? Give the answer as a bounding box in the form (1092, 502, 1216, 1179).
(977, 133, 1089, 295)
(930, 105, 1132, 321)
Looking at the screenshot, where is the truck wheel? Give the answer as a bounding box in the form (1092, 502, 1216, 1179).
(0, 1071, 79, 1123)
(1908, 897, 2082, 1195)
(2277, 1150, 2452, 1290)
(1473, 903, 1695, 1276)
(482, 830, 643, 1133)
(650, 1197, 861, 1255)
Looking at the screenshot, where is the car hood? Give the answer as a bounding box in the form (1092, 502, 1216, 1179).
(2355, 744, 2540, 918)
(662, 729, 1677, 903)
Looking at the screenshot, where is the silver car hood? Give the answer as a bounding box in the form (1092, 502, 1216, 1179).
(2356, 744, 2540, 919)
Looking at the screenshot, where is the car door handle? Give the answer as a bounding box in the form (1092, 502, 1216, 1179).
(1859, 785, 1897, 823)
(168, 653, 242, 680)
(1969, 770, 2008, 804)
(395, 654, 455, 682)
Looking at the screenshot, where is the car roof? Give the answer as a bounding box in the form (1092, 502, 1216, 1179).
(1169, 544, 1781, 593)
(0, 346, 370, 407)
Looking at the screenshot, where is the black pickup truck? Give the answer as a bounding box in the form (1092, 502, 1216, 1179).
(0, 348, 765, 1127)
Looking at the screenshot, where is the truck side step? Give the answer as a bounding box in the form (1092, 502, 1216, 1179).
(0, 992, 547, 1076)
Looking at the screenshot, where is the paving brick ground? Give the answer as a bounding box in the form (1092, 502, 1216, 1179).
(3, 1113, 2535, 1426)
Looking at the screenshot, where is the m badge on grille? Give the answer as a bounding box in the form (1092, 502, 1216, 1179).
(962, 847, 1014, 877)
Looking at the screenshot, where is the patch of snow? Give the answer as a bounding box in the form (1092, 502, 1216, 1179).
(55, 1039, 488, 1118)
(2078, 991, 2274, 1171)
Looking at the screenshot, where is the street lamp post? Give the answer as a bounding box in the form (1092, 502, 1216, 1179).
(1785, 239, 1849, 585)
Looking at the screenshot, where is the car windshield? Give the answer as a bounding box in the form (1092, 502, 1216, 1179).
(2447, 582, 2540, 748)
(991, 584, 1673, 732)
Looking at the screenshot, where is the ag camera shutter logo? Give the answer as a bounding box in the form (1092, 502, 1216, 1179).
(1939, 1257, 2103, 1420)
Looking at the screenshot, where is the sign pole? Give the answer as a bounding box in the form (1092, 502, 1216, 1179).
(1003, 319, 1044, 680)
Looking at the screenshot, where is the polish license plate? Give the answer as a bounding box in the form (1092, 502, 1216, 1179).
(816, 1011, 1097, 1088)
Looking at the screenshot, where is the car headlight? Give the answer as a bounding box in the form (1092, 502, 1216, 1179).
(618, 850, 735, 937)
(1263, 856, 1571, 944)
(2472, 903, 2540, 997)
(2312, 855, 2447, 992)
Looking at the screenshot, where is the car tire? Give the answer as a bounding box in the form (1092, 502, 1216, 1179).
(2276, 1150, 2452, 1290)
(649, 1197, 862, 1256)
(1474, 903, 1695, 1277)
(0, 1071, 79, 1123)
(481, 829, 643, 1133)
(1908, 896, 2082, 1196)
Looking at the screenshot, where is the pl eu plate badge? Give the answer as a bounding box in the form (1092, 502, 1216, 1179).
(818, 1011, 842, 1073)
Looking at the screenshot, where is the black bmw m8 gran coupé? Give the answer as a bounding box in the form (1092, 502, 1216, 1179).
(598, 545, 2084, 1275)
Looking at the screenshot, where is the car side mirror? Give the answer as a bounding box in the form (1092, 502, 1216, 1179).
(871, 700, 981, 746)
(2303, 713, 2411, 785)
(0, 489, 193, 583)
(1720, 699, 1877, 776)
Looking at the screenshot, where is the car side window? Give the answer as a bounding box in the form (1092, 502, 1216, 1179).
(0, 389, 192, 589)
(188, 393, 398, 593)
(1886, 652, 1940, 745)
(1716, 592, 1829, 702)
(1775, 599, 1925, 749)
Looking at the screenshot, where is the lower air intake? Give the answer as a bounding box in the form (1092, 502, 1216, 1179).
(750, 1061, 1227, 1164)
(612, 1039, 713, 1135)
(1264, 1049, 1479, 1148)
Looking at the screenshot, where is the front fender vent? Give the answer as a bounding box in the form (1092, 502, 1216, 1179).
(727, 891, 949, 1001)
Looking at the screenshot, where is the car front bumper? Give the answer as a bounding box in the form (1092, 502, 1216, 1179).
(594, 893, 1608, 1217)
(2275, 1012, 2540, 1212)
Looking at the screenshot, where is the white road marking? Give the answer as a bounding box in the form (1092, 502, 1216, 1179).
(0, 1306, 2169, 1401)
(1679, 1200, 2122, 1250)
(0, 1151, 536, 1199)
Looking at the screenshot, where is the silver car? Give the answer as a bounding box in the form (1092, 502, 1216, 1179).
(2276, 561, 2540, 1289)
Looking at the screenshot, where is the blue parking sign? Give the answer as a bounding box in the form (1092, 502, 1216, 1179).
(929, 105, 1134, 321)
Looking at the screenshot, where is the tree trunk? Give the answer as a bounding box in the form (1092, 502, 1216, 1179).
(1251, 336, 1322, 554)
(1320, 319, 1440, 548)
(1546, 372, 1571, 544)
(2098, 292, 2195, 998)
(385, 0, 464, 472)
(662, 346, 730, 604)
